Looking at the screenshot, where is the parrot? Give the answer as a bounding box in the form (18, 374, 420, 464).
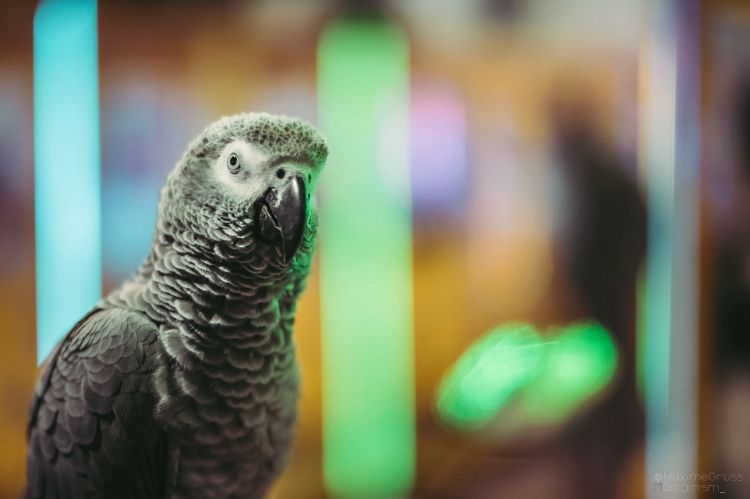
(24, 113, 328, 499)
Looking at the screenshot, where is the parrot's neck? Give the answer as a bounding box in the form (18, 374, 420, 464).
(107, 236, 308, 354)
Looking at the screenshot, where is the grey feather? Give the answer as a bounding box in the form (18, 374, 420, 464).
(26, 113, 327, 499)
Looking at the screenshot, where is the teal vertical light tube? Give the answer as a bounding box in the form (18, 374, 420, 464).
(641, 0, 679, 486)
(644, 0, 676, 444)
(318, 16, 415, 497)
(34, 0, 101, 364)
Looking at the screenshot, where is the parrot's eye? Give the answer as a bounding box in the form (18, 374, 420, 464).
(227, 152, 242, 174)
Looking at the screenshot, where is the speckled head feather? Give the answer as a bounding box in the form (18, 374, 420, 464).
(188, 113, 328, 166)
(156, 113, 328, 287)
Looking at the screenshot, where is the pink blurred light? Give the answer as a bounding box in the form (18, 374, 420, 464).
(410, 79, 468, 218)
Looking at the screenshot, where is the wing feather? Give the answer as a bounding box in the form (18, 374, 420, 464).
(25, 308, 167, 499)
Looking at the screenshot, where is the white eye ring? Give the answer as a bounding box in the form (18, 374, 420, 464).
(227, 152, 242, 174)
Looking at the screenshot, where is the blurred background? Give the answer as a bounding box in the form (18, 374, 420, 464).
(2, 0, 750, 497)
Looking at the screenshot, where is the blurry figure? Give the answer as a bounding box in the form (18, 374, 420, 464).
(715, 74, 750, 368)
(712, 74, 750, 499)
(438, 99, 646, 499)
(551, 102, 646, 338)
(545, 100, 646, 498)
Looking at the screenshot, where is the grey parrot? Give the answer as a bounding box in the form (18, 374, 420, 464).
(25, 113, 328, 498)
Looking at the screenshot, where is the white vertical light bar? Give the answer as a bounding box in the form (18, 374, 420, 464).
(639, 0, 700, 496)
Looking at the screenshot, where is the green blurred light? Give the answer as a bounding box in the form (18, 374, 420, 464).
(436, 321, 618, 430)
(436, 323, 545, 429)
(522, 321, 618, 424)
(317, 15, 414, 498)
(34, 0, 101, 364)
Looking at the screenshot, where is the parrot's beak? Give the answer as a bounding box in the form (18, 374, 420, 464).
(257, 175, 307, 262)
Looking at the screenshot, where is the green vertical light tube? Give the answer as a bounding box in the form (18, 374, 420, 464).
(317, 16, 414, 497)
(34, 0, 101, 364)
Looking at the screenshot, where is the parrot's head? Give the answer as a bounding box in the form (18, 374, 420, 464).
(159, 113, 327, 285)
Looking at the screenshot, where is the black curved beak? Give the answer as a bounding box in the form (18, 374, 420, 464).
(257, 175, 307, 262)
